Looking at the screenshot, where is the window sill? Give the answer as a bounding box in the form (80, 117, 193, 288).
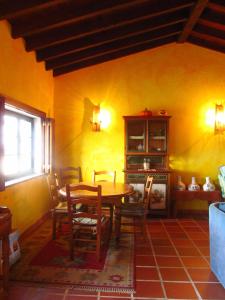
(5, 173, 44, 187)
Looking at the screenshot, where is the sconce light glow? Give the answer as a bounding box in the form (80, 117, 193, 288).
(99, 108, 111, 129)
(205, 108, 215, 127)
(91, 105, 111, 131)
(215, 104, 225, 134)
(92, 105, 101, 131)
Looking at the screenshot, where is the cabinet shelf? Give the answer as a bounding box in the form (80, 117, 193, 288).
(150, 136, 166, 140)
(129, 135, 144, 140)
(124, 168, 171, 173)
(126, 152, 167, 155)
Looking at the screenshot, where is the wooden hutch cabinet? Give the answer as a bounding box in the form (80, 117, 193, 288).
(123, 115, 171, 217)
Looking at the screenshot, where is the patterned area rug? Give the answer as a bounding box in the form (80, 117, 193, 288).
(10, 220, 135, 293)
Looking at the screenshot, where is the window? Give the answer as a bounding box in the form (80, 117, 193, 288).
(3, 105, 42, 182)
(0, 95, 53, 189)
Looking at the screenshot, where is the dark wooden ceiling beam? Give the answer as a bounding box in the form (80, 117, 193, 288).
(188, 35, 225, 54)
(178, 0, 209, 43)
(53, 35, 177, 76)
(201, 7, 225, 24)
(41, 19, 185, 62)
(12, 0, 148, 38)
(37, 9, 188, 62)
(195, 23, 225, 39)
(207, 2, 225, 14)
(191, 30, 225, 46)
(198, 18, 225, 31)
(0, 0, 64, 20)
(46, 25, 181, 70)
(25, 0, 194, 51)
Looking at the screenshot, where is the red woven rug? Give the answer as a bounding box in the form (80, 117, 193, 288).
(10, 219, 135, 293)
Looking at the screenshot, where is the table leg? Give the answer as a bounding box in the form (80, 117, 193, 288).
(114, 207, 121, 241)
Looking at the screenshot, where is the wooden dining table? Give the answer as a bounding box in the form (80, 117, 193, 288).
(59, 181, 133, 240)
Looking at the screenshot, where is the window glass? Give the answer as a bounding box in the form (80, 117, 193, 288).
(3, 106, 43, 183)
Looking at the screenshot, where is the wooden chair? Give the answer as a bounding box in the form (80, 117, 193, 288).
(66, 184, 110, 261)
(92, 170, 116, 230)
(115, 176, 153, 240)
(92, 170, 116, 184)
(47, 173, 68, 239)
(59, 166, 82, 187)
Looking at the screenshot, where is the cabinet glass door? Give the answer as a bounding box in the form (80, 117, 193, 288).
(127, 120, 146, 152)
(148, 121, 167, 153)
(126, 155, 165, 170)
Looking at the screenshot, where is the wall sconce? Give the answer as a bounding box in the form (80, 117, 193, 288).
(91, 105, 101, 131)
(215, 104, 225, 134)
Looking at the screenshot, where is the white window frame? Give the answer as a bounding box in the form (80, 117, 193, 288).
(4, 104, 43, 186)
(0, 94, 53, 189)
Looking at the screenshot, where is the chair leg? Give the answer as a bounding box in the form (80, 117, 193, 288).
(52, 212, 57, 240)
(58, 216, 63, 233)
(109, 205, 114, 232)
(70, 233, 74, 260)
(115, 210, 121, 242)
(96, 233, 101, 262)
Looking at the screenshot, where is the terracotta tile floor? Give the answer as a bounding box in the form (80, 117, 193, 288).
(1, 218, 225, 300)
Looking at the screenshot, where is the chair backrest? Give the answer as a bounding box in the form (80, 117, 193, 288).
(59, 166, 82, 186)
(92, 170, 116, 183)
(143, 176, 153, 211)
(66, 184, 102, 229)
(47, 173, 61, 208)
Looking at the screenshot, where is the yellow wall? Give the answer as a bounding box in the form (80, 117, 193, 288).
(1, 15, 225, 230)
(54, 43, 225, 191)
(0, 21, 54, 233)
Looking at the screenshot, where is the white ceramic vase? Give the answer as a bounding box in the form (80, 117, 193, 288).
(143, 158, 150, 170)
(175, 176, 186, 191)
(188, 177, 200, 191)
(203, 177, 215, 191)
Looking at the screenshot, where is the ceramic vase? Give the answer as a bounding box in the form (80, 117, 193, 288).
(203, 177, 215, 191)
(188, 177, 200, 191)
(175, 176, 186, 191)
(143, 158, 150, 170)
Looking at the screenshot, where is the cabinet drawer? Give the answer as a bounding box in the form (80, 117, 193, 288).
(126, 173, 146, 183)
(126, 173, 168, 183)
(148, 173, 168, 182)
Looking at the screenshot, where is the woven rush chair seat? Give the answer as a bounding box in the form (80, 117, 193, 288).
(55, 201, 67, 211)
(55, 200, 83, 212)
(72, 215, 106, 226)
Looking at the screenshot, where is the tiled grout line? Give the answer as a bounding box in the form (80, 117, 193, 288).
(166, 299, 199, 300)
(63, 288, 69, 300)
(100, 294, 133, 299)
(146, 223, 168, 300)
(178, 219, 210, 268)
(160, 219, 203, 300)
(97, 291, 100, 300)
